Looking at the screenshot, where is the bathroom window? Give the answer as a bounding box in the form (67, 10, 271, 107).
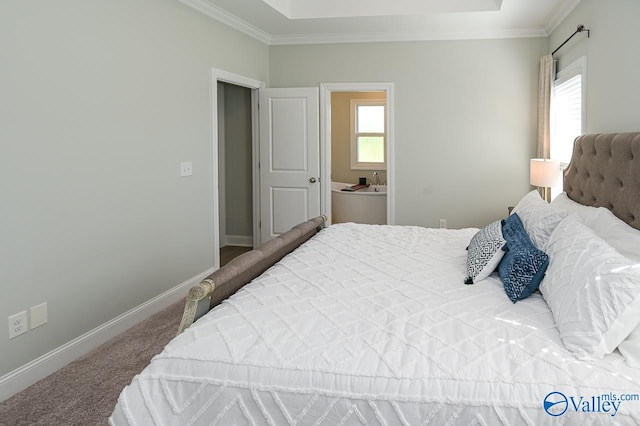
(350, 100, 386, 170)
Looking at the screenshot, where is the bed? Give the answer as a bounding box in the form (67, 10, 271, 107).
(110, 132, 640, 425)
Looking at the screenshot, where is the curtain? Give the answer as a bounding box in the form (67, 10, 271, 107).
(537, 54, 554, 159)
(537, 54, 555, 201)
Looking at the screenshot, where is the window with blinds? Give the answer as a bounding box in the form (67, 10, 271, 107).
(551, 57, 586, 166)
(550, 56, 586, 200)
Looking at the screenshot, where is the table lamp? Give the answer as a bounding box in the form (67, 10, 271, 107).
(530, 159, 561, 202)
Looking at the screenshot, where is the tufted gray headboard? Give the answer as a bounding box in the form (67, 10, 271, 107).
(564, 132, 640, 230)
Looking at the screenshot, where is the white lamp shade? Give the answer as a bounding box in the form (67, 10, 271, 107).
(530, 159, 561, 187)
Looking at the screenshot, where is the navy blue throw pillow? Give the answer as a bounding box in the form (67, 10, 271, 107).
(499, 213, 549, 303)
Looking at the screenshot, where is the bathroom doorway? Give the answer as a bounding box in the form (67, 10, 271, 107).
(320, 83, 395, 226)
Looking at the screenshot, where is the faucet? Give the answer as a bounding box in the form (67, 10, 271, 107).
(372, 172, 380, 192)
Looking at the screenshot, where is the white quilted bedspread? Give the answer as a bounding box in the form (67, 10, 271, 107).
(110, 223, 640, 425)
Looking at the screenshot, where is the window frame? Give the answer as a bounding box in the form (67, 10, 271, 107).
(350, 99, 387, 170)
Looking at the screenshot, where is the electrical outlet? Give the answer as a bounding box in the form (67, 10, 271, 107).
(439, 219, 447, 229)
(180, 161, 193, 177)
(8, 311, 28, 339)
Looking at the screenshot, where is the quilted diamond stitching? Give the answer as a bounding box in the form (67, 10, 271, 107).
(113, 223, 640, 425)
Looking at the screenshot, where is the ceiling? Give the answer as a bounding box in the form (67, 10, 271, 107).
(179, 0, 582, 45)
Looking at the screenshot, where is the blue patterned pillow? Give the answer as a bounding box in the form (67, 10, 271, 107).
(499, 213, 549, 303)
(465, 220, 506, 284)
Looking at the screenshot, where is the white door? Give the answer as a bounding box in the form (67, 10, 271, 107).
(259, 87, 320, 243)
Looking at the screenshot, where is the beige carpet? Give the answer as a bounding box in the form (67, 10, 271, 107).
(0, 298, 184, 426)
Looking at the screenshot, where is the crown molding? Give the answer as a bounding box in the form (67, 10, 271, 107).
(545, 0, 583, 35)
(178, 0, 272, 44)
(270, 28, 546, 46)
(179, 0, 552, 46)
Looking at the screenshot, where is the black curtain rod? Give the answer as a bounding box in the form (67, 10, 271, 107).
(552, 24, 590, 56)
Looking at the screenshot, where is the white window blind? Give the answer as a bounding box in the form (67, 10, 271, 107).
(551, 74, 582, 165)
(549, 56, 586, 200)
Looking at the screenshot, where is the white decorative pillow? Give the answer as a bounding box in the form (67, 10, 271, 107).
(552, 192, 640, 261)
(512, 190, 567, 250)
(540, 215, 640, 358)
(619, 327, 640, 368)
(464, 220, 506, 284)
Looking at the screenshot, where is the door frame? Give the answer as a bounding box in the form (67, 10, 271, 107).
(211, 68, 265, 269)
(320, 82, 395, 225)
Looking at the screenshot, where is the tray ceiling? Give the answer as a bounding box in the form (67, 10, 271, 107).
(179, 0, 582, 45)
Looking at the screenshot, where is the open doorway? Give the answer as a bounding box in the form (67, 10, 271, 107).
(217, 82, 254, 266)
(211, 69, 264, 269)
(330, 91, 387, 225)
(320, 83, 395, 226)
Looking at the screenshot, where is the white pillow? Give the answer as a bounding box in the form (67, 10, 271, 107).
(595, 206, 640, 367)
(552, 192, 640, 261)
(540, 214, 640, 358)
(551, 192, 601, 226)
(590, 208, 640, 262)
(511, 190, 567, 250)
(619, 328, 640, 368)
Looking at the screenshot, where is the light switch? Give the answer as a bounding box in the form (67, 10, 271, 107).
(30, 302, 47, 329)
(180, 162, 193, 177)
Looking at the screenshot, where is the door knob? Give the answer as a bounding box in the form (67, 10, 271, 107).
(309, 177, 317, 183)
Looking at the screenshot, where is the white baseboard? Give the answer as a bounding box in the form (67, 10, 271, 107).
(224, 234, 253, 247)
(0, 267, 215, 402)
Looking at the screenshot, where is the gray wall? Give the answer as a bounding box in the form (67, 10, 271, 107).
(270, 39, 547, 228)
(549, 0, 640, 133)
(0, 0, 268, 377)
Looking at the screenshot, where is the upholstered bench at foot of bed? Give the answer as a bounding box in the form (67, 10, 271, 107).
(176, 215, 327, 335)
